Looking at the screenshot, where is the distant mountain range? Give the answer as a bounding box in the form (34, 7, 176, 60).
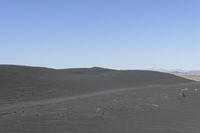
(149, 69, 200, 81)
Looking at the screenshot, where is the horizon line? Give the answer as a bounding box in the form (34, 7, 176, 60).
(0, 64, 200, 72)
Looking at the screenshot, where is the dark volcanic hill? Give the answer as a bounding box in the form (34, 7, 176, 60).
(0, 65, 193, 104)
(1, 65, 199, 133)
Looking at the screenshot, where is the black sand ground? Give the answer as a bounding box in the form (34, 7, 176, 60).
(0, 65, 198, 133)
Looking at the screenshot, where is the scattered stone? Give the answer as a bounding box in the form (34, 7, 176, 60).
(181, 88, 189, 91)
(152, 104, 159, 108)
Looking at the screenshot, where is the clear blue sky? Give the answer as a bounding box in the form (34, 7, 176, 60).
(0, 0, 200, 70)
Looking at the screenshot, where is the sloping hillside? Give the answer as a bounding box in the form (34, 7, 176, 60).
(0, 65, 194, 104)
